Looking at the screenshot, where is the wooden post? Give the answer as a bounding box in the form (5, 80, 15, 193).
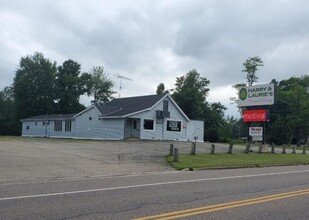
(282, 145, 286, 154)
(271, 143, 275, 154)
(211, 144, 215, 154)
(228, 142, 234, 154)
(258, 143, 263, 153)
(191, 142, 196, 155)
(245, 142, 250, 153)
(292, 145, 296, 154)
(173, 148, 178, 162)
(169, 144, 174, 156)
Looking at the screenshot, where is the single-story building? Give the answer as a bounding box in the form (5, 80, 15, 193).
(21, 93, 204, 142)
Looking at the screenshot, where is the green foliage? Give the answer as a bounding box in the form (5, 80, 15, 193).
(0, 87, 20, 135)
(55, 59, 86, 113)
(86, 66, 115, 104)
(172, 69, 210, 119)
(204, 128, 220, 142)
(13, 52, 57, 120)
(156, 83, 168, 94)
(2, 52, 118, 135)
(268, 75, 309, 145)
(242, 56, 263, 86)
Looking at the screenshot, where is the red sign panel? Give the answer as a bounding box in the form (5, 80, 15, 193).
(243, 109, 267, 122)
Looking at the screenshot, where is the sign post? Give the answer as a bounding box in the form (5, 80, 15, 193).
(238, 84, 275, 147)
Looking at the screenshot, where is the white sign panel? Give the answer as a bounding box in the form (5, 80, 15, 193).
(238, 84, 274, 107)
(249, 127, 263, 141)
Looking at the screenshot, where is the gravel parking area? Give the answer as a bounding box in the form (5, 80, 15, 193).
(0, 138, 219, 183)
(1, 138, 301, 183)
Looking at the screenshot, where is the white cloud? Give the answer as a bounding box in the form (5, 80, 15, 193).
(1, 0, 309, 117)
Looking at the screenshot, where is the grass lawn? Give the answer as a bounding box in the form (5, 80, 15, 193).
(166, 153, 309, 170)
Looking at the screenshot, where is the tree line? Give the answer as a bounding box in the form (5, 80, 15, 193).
(0, 52, 115, 135)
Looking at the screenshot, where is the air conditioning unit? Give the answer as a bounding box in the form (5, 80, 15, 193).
(163, 111, 170, 118)
(156, 110, 170, 118)
(156, 110, 164, 118)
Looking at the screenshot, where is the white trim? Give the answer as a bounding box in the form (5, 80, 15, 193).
(142, 119, 155, 131)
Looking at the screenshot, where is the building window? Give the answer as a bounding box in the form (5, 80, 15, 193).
(43, 121, 45, 126)
(26, 126, 30, 130)
(163, 100, 169, 112)
(35, 122, 37, 126)
(167, 120, 181, 132)
(143, 119, 154, 130)
(89, 117, 92, 121)
(54, 120, 62, 132)
(65, 120, 72, 132)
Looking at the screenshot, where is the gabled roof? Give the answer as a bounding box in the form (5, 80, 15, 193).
(96, 94, 166, 117)
(21, 113, 76, 122)
(21, 94, 190, 122)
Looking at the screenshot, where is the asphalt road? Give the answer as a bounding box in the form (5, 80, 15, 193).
(1, 165, 309, 219)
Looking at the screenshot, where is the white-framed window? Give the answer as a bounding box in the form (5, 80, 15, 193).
(65, 120, 72, 132)
(26, 125, 30, 130)
(54, 120, 62, 132)
(35, 122, 37, 126)
(167, 120, 181, 132)
(143, 119, 154, 131)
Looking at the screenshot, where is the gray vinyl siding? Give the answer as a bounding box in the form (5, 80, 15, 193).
(75, 107, 124, 139)
(22, 119, 75, 138)
(130, 97, 189, 141)
(22, 121, 46, 137)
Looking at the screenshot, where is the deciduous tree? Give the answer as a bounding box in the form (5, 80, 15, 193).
(242, 56, 263, 86)
(172, 69, 210, 119)
(13, 52, 57, 120)
(86, 66, 115, 104)
(55, 59, 86, 113)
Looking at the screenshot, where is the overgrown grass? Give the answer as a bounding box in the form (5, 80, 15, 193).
(166, 153, 309, 170)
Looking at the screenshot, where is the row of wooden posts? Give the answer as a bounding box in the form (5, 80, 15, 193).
(169, 142, 308, 162)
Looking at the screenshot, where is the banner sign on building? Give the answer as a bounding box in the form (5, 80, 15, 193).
(243, 109, 267, 122)
(238, 84, 274, 107)
(249, 127, 263, 141)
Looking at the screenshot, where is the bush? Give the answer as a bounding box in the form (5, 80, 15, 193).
(204, 128, 220, 142)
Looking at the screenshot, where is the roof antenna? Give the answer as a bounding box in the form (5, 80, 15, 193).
(106, 72, 133, 98)
(116, 73, 133, 98)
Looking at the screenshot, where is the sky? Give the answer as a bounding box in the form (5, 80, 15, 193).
(1, 0, 309, 118)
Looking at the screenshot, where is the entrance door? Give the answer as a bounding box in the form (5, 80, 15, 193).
(131, 119, 140, 138)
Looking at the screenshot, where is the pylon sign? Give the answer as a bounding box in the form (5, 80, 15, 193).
(238, 84, 274, 107)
